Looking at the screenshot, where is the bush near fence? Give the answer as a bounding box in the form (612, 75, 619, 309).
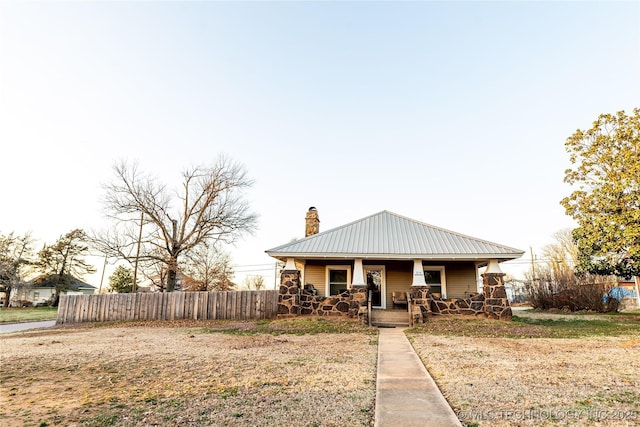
(526, 281, 616, 312)
(56, 290, 279, 324)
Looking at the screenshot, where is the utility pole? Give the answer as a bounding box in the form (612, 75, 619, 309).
(98, 255, 108, 294)
(132, 212, 143, 293)
(274, 262, 278, 290)
(530, 246, 536, 284)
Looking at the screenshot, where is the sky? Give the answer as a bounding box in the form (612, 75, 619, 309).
(1, 0, 639, 289)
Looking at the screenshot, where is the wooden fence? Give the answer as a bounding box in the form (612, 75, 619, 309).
(56, 290, 279, 324)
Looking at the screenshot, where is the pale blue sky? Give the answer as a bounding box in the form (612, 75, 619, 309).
(1, 1, 639, 286)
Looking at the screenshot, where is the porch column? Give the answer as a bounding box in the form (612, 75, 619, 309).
(351, 258, 366, 288)
(350, 258, 368, 323)
(410, 259, 431, 323)
(474, 262, 483, 294)
(278, 258, 301, 316)
(482, 260, 512, 321)
(411, 259, 427, 286)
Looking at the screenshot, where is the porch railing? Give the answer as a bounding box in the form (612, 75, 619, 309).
(406, 291, 413, 327)
(368, 290, 372, 327)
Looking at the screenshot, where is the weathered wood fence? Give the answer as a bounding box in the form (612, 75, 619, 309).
(56, 290, 279, 324)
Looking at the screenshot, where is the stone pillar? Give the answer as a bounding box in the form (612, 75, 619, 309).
(350, 286, 368, 324)
(410, 286, 431, 324)
(482, 260, 512, 320)
(278, 258, 301, 316)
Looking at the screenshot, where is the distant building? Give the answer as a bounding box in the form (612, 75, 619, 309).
(10, 275, 96, 307)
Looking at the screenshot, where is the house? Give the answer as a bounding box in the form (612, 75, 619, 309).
(10, 275, 97, 307)
(266, 208, 524, 323)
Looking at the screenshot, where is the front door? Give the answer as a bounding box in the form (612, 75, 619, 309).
(365, 266, 385, 309)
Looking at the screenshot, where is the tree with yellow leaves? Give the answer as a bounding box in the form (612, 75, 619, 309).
(561, 108, 639, 278)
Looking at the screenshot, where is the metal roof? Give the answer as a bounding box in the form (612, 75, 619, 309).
(266, 210, 524, 261)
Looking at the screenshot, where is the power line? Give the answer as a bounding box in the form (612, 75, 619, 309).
(234, 268, 276, 273)
(503, 258, 576, 265)
(231, 263, 276, 268)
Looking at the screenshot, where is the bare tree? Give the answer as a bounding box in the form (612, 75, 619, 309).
(181, 245, 236, 291)
(243, 275, 265, 290)
(136, 247, 172, 292)
(94, 156, 257, 292)
(526, 229, 617, 312)
(0, 232, 35, 307)
(541, 228, 579, 285)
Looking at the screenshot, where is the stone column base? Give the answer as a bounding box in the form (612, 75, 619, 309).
(351, 285, 368, 324)
(482, 272, 512, 321)
(278, 270, 301, 316)
(410, 285, 431, 324)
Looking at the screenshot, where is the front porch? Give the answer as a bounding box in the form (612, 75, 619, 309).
(278, 264, 513, 324)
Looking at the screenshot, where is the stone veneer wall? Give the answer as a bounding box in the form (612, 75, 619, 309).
(429, 293, 486, 316)
(279, 270, 512, 323)
(482, 272, 512, 320)
(278, 270, 301, 316)
(410, 286, 431, 324)
(278, 271, 368, 323)
(412, 290, 513, 322)
(410, 291, 485, 323)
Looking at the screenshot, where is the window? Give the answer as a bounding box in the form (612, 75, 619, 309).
(424, 266, 446, 297)
(326, 266, 351, 296)
(33, 292, 40, 300)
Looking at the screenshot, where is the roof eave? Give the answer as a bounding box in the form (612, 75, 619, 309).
(265, 251, 525, 261)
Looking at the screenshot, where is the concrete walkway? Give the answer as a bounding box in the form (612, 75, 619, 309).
(375, 327, 462, 427)
(0, 320, 57, 334)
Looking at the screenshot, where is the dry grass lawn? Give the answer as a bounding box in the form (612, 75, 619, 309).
(0, 319, 377, 427)
(409, 310, 640, 426)
(3, 310, 639, 427)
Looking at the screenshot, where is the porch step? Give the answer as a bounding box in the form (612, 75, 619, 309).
(370, 309, 410, 327)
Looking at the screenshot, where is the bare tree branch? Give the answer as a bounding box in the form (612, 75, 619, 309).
(93, 156, 257, 291)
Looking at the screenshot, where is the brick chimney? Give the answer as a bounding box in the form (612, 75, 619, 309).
(305, 207, 320, 237)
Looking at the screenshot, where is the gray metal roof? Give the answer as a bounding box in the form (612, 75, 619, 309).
(266, 210, 524, 261)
